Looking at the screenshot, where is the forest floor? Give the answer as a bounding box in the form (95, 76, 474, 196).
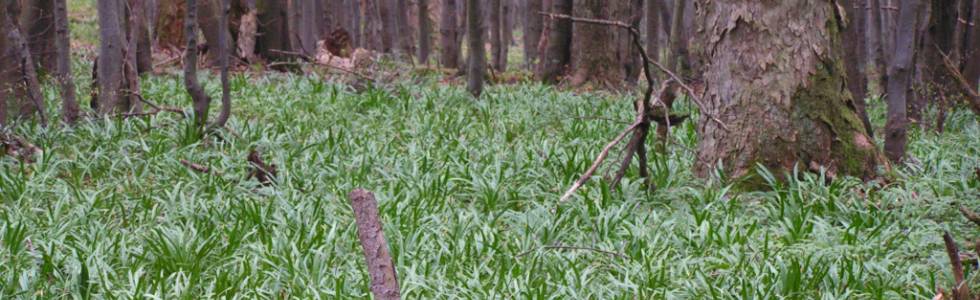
(1, 61, 978, 298)
(1, 0, 978, 297)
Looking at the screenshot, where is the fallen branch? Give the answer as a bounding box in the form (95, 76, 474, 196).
(942, 231, 972, 300)
(960, 206, 980, 228)
(349, 189, 401, 300)
(180, 159, 211, 174)
(1, 132, 41, 163)
(247, 149, 277, 185)
(269, 49, 373, 80)
(558, 121, 640, 203)
(937, 46, 980, 116)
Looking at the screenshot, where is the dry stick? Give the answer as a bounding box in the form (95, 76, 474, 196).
(348, 189, 401, 300)
(942, 231, 972, 300)
(937, 46, 980, 116)
(180, 159, 211, 174)
(960, 206, 980, 228)
(268, 49, 374, 80)
(558, 122, 640, 203)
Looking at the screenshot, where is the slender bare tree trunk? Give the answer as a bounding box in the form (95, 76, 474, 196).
(1, 3, 47, 125)
(489, 0, 504, 71)
(646, 0, 661, 70)
(694, 0, 885, 183)
(395, 0, 415, 56)
(185, 0, 212, 129)
(884, 0, 922, 163)
(466, 0, 485, 96)
(439, 0, 460, 68)
(665, 0, 685, 73)
(20, 0, 56, 74)
(524, 0, 542, 69)
(212, 0, 231, 129)
(53, 0, 78, 124)
(257, 0, 291, 60)
(867, 0, 887, 92)
(843, 0, 873, 137)
(418, 0, 431, 63)
(136, 0, 153, 74)
(537, 0, 572, 83)
(124, 0, 144, 114)
(622, 0, 642, 85)
(97, 0, 127, 114)
(378, 0, 396, 52)
(964, 0, 980, 85)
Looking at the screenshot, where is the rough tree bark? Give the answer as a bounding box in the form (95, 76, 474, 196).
(185, 0, 212, 128)
(646, 0, 661, 70)
(1, 1, 47, 125)
(20, 0, 56, 74)
(465, 0, 485, 96)
(694, 0, 886, 184)
(489, 0, 504, 72)
(439, 0, 460, 68)
(842, 0, 874, 137)
(348, 189, 401, 300)
(524, 0, 542, 69)
(96, 0, 129, 114)
(569, 0, 625, 89)
(537, 0, 572, 83)
(884, 0, 922, 163)
(418, 0, 431, 63)
(237, 0, 257, 62)
(53, 0, 79, 124)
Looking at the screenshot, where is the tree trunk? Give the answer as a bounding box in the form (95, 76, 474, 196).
(362, 0, 384, 51)
(645, 0, 661, 71)
(1, 2, 47, 125)
(237, 0, 257, 62)
(213, 0, 231, 128)
(155, 0, 186, 49)
(439, 0, 460, 68)
(125, 0, 144, 114)
(418, 0, 431, 62)
(20, 0, 56, 74)
(185, 0, 212, 128)
(465, 0, 485, 96)
(694, 0, 885, 184)
(569, 0, 624, 89)
(291, 0, 318, 56)
(622, 0, 643, 85)
(136, 0, 153, 74)
(96, 0, 128, 114)
(489, 0, 504, 71)
(198, 0, 226, 63)
(395, 0, 415, 56)
(884, 0, 922, 163)
(867, 0, 887, 92)
(257, 0, 291, 60)
(842, 0, 874, 137)
(524, 0, 542, 69)
(378, 0, 396, 52)
(964, 0, 980, 85)
(665, 0, 686, 73)
(53, 0, 79, 124)
(537, 0, 572, 83)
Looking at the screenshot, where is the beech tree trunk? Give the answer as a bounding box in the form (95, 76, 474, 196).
(53, 0, 78, 124)
(489, 0, 504, 72)
(465, 0, 485, 96)
(96, 0, 129, 114)
(439, 0, 460, 68)
(418, 0, 431, 62)
(842, 0, 874, 137)
(1, 1, 47, 125)
(20, 0, 56, 74)
(537, 0, 572, 83)
(694, 0, 885, 183)
(569, 0, 624, 89)
(524, 0, 542, 69)
(884, 0, 922, 163)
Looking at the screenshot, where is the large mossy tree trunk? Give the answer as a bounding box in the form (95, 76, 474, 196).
(694, 0, 886, 184)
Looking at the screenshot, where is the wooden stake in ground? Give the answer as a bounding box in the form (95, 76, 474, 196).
(349, 189, 401, 300)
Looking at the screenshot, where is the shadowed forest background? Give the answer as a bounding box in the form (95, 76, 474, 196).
(1, 0, 979, 298)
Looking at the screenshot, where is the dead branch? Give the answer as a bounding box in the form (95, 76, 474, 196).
(937, 46, 980, 115)
(959, 206, 980, 228)
(558, 121, 640, 203)
(180, 159, 211, 174)
(943, 231, 972, 300)
(1, 132, 41, 163)
(348, 189, 401, 300)
(269, 49, 374, 80)
(247, 149, 277, 185)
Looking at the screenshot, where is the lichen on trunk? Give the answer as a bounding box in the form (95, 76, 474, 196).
(694, 0, 887, 186)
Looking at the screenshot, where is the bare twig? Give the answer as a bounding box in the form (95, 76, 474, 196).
(269, 49, 374, 80)
(180, 159, 211, 174)
(247, 149, 277, 185)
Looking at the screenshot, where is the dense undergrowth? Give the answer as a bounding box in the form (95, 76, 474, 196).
(1, 60, 978, 298)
